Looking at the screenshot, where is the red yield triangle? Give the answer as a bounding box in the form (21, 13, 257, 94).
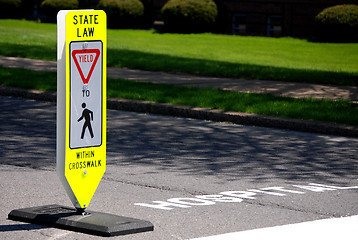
(72, 49, 100, 84)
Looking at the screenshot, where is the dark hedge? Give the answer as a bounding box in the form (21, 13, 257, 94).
(161, 0, 218, 33)
(0, 0, 22, 18)
(315, 4, 358, 42)
(97, 0, 144, 29)
(40, 0, 79, 22)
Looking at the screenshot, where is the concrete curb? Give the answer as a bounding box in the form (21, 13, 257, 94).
(1, 86, 357, 138)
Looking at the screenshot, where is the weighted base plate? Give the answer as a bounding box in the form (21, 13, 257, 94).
(8, 204, 154, 237)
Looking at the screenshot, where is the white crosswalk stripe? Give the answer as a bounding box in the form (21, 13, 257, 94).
(190, 215, 358, 240)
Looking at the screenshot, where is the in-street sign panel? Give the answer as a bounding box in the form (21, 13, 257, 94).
(10, 9, 154, 237)
(70, 40, 102, 149)
(57, 10, 107, 209)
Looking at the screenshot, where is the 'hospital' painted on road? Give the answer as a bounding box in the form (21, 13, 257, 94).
(135, 183, 358, 211)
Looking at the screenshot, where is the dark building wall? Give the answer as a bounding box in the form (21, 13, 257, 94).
(220, 0, 358, 37)
(28, 0, 357, 37)
(152, 0, 358, 37)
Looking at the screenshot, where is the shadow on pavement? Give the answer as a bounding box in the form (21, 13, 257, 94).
(1, 96, 357, 184)
(0, 223, 49, 232)
(107, 107, 358, 184)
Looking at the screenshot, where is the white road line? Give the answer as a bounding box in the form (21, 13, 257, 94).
(190, 215, 358, 240)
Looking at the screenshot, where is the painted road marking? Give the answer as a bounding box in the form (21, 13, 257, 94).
(190, 215, 358, 240)
(135, 183, 358, 210)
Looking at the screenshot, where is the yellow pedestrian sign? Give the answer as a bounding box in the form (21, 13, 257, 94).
(57, 9, 107, 210)
(8, 9, 153, 237)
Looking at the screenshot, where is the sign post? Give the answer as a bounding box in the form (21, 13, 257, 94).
(8, 9, 153, 237)
(57, 10, 107, 211)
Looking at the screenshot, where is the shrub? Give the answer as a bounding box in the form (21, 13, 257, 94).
(0, 0, 22, 19)
(97, 0, 144, 29)
(315, 4, 358, 42)
(161, 0, 218, 33)
(40, 0, 79, 22)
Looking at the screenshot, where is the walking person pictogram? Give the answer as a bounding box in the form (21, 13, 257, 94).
(78, 102, 94, 139)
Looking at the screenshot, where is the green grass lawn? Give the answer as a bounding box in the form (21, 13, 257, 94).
(0, 19, 357, 85)
(1, 66, 357, 126)
(1, 20, 357, 126)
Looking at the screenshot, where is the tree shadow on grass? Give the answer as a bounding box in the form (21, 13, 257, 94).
(0, 42, 355, 86)
(0, 43, 56, 62)
(108, 48, 357, 86)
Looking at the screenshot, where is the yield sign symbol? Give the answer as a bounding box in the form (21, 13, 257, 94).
(72, 49, 100, 84)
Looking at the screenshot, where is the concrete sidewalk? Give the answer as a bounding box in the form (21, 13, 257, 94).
(1, 56, 357, 102)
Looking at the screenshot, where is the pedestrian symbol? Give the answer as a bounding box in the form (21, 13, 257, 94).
(78, 103, 94, 139)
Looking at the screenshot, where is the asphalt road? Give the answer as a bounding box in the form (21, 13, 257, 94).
(1, 95, 358, 239)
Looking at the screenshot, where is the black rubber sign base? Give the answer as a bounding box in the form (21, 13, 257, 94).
(8, 204, 154, 237)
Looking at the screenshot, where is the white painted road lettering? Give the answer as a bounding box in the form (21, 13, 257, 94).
(168, 198, 215, 206)
(260, 186, 305, 194)
(196, 195, 243, 203)
(220, 190, 257, 199)
(292, 184, 337, 192)
(249, 189, 287, 196)
(134, 201, 192, 210)
(134, 183, 358, 210)
(309, 183, 358, 190)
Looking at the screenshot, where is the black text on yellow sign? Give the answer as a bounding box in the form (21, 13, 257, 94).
(73, 14, 99, 38)
(66, 11, 107, 42)
(56, 10, 107, 209)
(68, 150, 103, 170)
